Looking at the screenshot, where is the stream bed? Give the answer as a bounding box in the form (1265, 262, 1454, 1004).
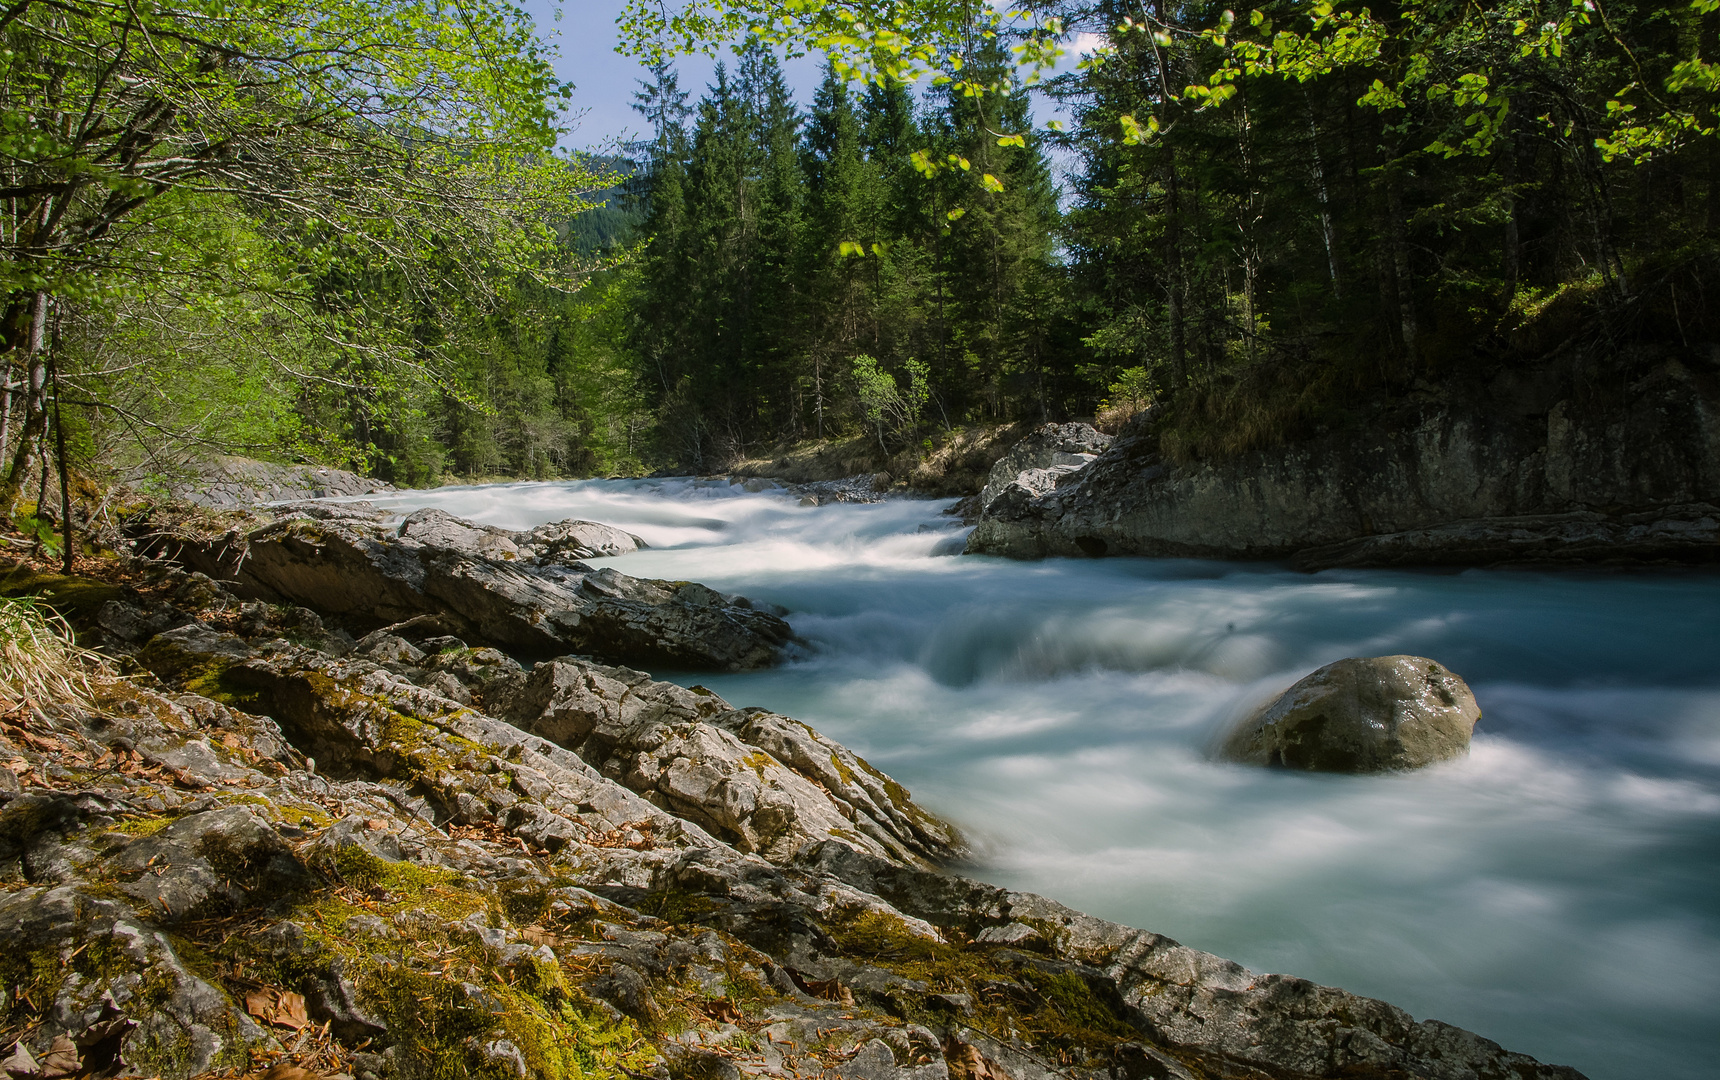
(354, 477, 1720, 1080)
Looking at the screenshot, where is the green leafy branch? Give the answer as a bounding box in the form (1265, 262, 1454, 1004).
(1175, 0, 1718, 162)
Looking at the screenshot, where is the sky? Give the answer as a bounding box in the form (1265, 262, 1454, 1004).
(520, 0, 1092, 158)
(521, 0, 833, 155)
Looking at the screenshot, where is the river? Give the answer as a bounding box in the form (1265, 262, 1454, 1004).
(354, 477, 1720, 1080)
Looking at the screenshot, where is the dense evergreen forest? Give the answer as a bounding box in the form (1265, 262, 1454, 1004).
(627, 44, 1068, 470)
(2, 0, 1716, 511)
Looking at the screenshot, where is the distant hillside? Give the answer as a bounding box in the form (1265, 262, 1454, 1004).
(563, 154, 641, 256)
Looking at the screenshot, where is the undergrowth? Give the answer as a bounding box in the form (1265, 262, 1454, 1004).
(0, 593, 109, 713)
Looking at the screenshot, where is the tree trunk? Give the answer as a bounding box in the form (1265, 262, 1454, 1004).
(1304, 94, 1342, 298)
(34, 418, 51, 525)
(0, 291, 50, 515)
(1166, 148, 1188, 392)
(1, 372, 14, 456)
(51, 355, 73, 574)
(1383, 168, 1418, 363)
(1502, 129, 1521, 302)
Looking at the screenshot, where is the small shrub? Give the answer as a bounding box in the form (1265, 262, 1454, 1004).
(1095, 367, 1155, 433)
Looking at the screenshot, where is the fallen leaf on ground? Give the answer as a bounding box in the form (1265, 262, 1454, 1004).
(0, 1042, 39, 1079)
(943, 1036, 1008, 1080)
(789, 972, 854, 1007)
(73, 996, 139, 1079)
(37, 1036, 78, 1079)
(244, 988, 309, 1031)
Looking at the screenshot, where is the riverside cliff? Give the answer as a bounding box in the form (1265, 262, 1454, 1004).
(967, 350, 1720, 568)
(0, 502, 1589, 1080)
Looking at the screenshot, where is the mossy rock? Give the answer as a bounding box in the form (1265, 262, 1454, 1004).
(0, 561, 124, 620)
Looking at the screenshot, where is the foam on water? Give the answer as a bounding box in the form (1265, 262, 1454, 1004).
(358, 478, 1720, 1080)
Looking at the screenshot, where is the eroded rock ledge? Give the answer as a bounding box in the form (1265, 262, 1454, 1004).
(162, 456, 397, 508)
(164, 504, 790, 670)
(967, 355, 1720, 568)
(0, 555, 1589, 1080)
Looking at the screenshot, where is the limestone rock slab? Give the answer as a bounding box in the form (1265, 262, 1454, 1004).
(171, 509, 790, 671)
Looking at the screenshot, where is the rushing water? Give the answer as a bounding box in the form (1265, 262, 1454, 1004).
(356, 478, 1720, 1080)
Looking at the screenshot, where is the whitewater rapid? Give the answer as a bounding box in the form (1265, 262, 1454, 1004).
(354, 477, 1720, 1080)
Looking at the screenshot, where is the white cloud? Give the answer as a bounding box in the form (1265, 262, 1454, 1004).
(1070, 32, 1107, 56)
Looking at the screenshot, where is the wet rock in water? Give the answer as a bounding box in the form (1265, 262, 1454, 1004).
(1221, 655, 1480, 772)
(967, 469, 1088, 560)
(965, 423, 1113, 558)
(514, 519, 646, 561)
(169, 506, 791, 670)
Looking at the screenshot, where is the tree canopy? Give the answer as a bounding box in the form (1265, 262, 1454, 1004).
(2, 0, 1716, 548)
(0, 0, 613, 523)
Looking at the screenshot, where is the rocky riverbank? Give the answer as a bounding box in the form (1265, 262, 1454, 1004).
(155, 502, 791, 671)
(967, 352, 1720, 568)
(0, 502, 1591, 1080)
(161, 458, 397, 508)
(726, 425, 1032, 499)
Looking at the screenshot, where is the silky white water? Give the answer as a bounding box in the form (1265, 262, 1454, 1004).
(358, 478, 1720, 1080)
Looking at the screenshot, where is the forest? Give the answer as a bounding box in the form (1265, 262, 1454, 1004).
(2, 0, 1717, 505)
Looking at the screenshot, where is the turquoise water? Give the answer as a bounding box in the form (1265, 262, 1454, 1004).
(358, 478, 1720, 1080)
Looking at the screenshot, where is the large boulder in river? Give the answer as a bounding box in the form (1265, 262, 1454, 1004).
(169, 506, 788, 670)
(976, 422, 1112, 514)
(1221, 655, 1480, 772)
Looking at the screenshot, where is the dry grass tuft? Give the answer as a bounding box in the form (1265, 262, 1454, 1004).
(0, 594, 109, 714)
(1094, 399, 1148, 434)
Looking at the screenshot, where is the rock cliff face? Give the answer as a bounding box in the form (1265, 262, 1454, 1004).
(0, 553, 1590, 1080)
(968, 354, 1720, 566)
